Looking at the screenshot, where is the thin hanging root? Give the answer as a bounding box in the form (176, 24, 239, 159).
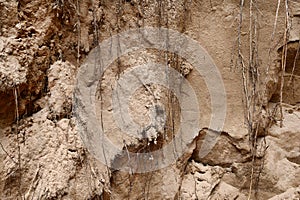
(267, 0, 281, 74)
(14, 87, 19, 122)
(247, 1, 254, 199)
(279, 0, 290, 128)
(92, 0, 99, 45)
(24, 164, 40, 199)
(0, 141, 18, 164)
(248, 124, 260, 200)
(249, 0, 253, 71)
(14, 87, 23, 199)
(288, 39, 300, 84)
(76, 0, 80, 64)
(238, 0, 250, 127)
(67, 0, 81, 64)
(271, 0, 281, 42)
(237, 0, 267, 198)
(0, 87, 19, 165)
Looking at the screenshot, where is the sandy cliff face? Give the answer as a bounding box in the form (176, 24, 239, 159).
(0, 0, 299, 199)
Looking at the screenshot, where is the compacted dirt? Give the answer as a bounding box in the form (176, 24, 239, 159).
(0, 0, 299, 199)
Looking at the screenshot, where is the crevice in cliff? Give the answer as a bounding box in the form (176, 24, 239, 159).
(270, 40, 300, 105)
